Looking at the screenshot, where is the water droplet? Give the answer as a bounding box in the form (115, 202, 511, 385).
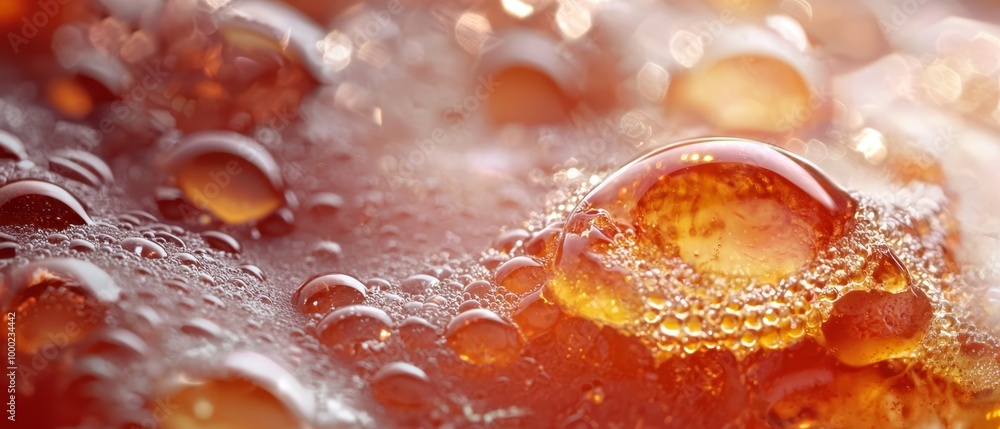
(163, 131, 285, 225)
(398, 316, 438, 349)
(316, 305, 393, 353)
(0, 130, 27, 161)
(549, 138, 855, 327)
(870, 249, 910, 293)
(463, 280, 493, 299)
(370, 362, 434, 409)
(668, 51, 820, 134)
(494, 256, 546, 294)
(310, 241, 343, 260)
(180, 318, 224, 339)
(302, 192, 344, 221)
(3, 259, 119, 354)
(400, 274, 439, 296)
(202, 231, 242, 254)
(0, 180, 94, 229)
(291, 273, 367, 315)
(445, 309, 522, 366)
(157, 351, 313, 429)
(47, 149, 113, 188)
(512, 290, 562, 340)
(0, 242, 17, 259)
(822, 286, 933, 366)
(120, 237, 167, 259)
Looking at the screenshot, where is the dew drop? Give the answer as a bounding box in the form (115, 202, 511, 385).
(445, 309, 522, 366)
(163, 131, 285, 225)
(291, 273, 367, 315)
(668, 54, 818, 134)
(0, 241, 17, 259)
(398, 316, 438, 349)
(202, 231, 242, 254)
(549, 138, 855, 327)
(822, 286, 933, 366)
(0, 130, 27, 161)
(370, 362, 434, 409)
(2, 259, 119, 354)
(400, 274, 439, 296)
(494, 256, 546, 294)
(316, 305, 393, 353)
(512, 290, 562, 340)
(157, 351, 313, 429)
(0, 180, 94, 229)
(120, 237, 167, 259)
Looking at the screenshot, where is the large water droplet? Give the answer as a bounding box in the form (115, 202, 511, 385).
(0, 180, 94, 229)
(163, 131, 285, 225)
(445, 309, 522, 366)
(549, 138, 855, 328)
(291, 273, 367, 315)
(157, 351, 313, 429)
(2, 259, 119, 354)
(369, 362, 434, 409)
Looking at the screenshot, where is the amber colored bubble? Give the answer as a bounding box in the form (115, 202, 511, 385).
(291, 273, 367, 315)
(445, 309, 522, 366)
(156, 351, 312, 429)
(3, 259, 120, 355)
(160, 377, 301, 429)
(488, 67, 573, 125)
(370, 362, 434, 409)
(165, 132, 285, 225)
(668, 55, 813, 134)
(494, 256, 547, 294)
(549, 138, 854, 327)
(316, 305, 393, 351)
(513, 290, 562, 340)
(822, 287, 933, 366)
(0, 180, 94, 229)
(870, 249, 910, 293)
(46, 77, 94, 120)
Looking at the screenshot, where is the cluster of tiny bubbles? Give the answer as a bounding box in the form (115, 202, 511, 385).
(506, 138, 1000, 412)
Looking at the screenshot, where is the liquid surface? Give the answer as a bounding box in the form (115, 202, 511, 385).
(0, 0, 998, 428)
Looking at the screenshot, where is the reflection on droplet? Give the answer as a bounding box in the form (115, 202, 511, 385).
(494, 256, 546, 294)
(0, 180, 94, 229)
(370, 362, 433, 409)
(291, 273, 367, 315)
(158, 351, 313, 429)
(549, 138, 855, 327)
(120, 237, 167, 259)
(668, 54, 817, 134)
(445, 309, 522, 366)
(316, 305, 393, 353)
(202, 231, 242, 254)
(2, 259, 119, 354)
(163, 131, 285, 225)
(822, 286, 932, 366)
(0, 130, 27, 161)
(513, 290, 562, 340)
